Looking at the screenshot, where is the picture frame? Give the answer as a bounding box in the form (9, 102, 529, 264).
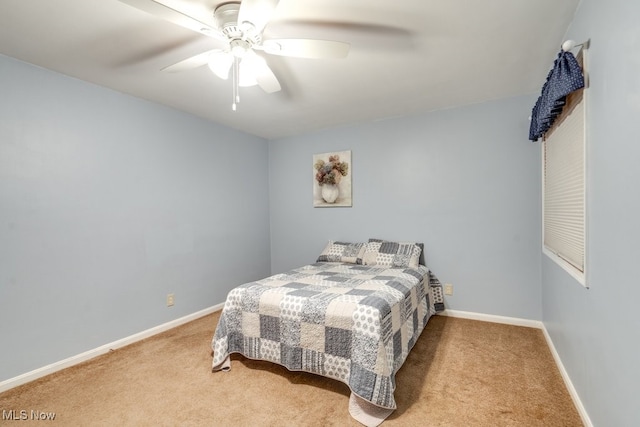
(313, 150, 352, 207)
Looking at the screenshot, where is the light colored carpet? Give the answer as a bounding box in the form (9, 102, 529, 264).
(0, 312, 583, 426)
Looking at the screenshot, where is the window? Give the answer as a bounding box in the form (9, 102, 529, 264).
(542, 80, 587, 286)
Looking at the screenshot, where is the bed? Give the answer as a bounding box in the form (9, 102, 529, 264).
(211, 240, 444, 426)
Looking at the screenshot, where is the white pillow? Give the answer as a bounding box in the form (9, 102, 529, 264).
(316, 241, 366, 264)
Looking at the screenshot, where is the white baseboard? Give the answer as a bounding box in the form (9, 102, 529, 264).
(0, 303, 224, 393)
(541, 326, 593, 427)
(437, 309, 592, 427)
(437, 309, 543, 329)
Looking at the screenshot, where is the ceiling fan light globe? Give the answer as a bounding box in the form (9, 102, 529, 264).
(230, 39, 252, 58)
(231, 45, 248, 58)
(208, 53, 233, 80)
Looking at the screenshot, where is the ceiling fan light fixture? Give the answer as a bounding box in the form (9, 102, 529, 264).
(238, 53, 265, 87)
(230, 39, 251, 58)
(208, 53, 233, 80)
(122, 0, 347, 111)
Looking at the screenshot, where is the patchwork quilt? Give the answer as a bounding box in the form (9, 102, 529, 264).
(211, 262, 444, 409)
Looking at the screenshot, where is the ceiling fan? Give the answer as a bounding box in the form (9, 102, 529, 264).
(119, 0, 350, 110)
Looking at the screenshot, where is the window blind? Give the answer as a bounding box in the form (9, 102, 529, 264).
(543, 97, 585, 272)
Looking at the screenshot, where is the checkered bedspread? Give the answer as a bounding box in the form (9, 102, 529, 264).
(211, 262, 444, 409)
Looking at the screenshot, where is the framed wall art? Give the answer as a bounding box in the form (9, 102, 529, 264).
(313, 150, 352, 207)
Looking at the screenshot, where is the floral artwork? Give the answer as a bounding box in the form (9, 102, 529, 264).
(313, 150, 352, 207)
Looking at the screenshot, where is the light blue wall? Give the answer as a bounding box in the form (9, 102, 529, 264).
(269, 96, 542, 320)
(0, 54, 271, 382)
(541, 0, 640, 425)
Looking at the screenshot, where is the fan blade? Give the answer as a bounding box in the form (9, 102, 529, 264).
(118, 0, 224, 40)
(255, 64, 281, 93)
(237, 0, 280, 34)
(261, 39, 349, 59)
(243, 51, 281, 93)
(161, 49, 223, 73)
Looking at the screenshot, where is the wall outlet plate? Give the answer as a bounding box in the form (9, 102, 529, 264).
(444, 284, 454, 296)
(166, 293, 175, 307)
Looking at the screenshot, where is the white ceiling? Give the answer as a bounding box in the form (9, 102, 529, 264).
(0, 0, 580, 139)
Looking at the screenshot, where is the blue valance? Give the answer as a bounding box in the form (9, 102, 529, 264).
(529, 50, 585, 141)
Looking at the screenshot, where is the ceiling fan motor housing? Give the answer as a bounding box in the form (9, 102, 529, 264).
(214, 2, 260, 44)
(214, 2, 240, 32)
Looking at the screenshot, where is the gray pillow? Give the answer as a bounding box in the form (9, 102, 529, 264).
(362, 239, 425, 268)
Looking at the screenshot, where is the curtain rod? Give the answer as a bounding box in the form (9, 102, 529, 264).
(562, 39, 590, 52)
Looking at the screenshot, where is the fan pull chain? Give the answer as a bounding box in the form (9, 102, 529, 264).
(232, 56, 240, 111)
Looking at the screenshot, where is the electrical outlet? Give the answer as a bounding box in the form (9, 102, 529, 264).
(166, 293, 175, 307)
(444, 284, 454, 296)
